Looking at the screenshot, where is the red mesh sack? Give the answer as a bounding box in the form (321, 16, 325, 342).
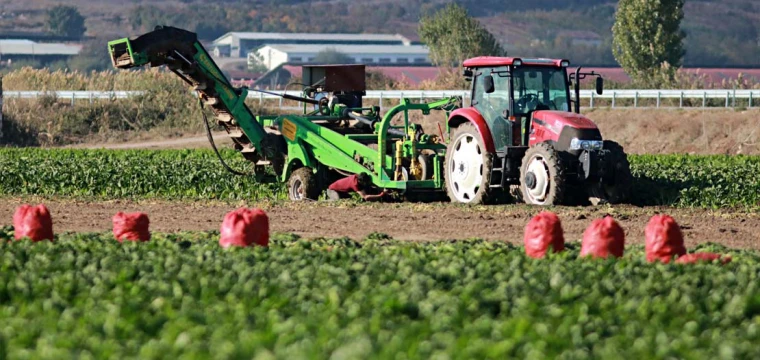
(523, 211, 565, 259)
(13, 204, 54, 242)
(220, 208, 269, 248)
(676, 253, 732, 265)
(580, 216, 625, 259)
(112, 212, 151, 242)
(645, 214, 686, 263)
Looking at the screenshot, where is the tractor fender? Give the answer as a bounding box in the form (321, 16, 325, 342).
(447, 108, 496, 153)
(282, 140, 316, 182)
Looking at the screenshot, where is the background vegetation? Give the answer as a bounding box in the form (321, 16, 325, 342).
(0, 0, 757, 69)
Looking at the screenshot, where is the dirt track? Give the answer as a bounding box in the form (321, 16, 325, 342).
(2, 198, 759, 249)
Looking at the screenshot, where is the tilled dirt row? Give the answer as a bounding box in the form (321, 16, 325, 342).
(2, 198, 759, 249)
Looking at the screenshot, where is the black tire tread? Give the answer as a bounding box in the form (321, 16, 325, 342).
(288, 167, 320, 201)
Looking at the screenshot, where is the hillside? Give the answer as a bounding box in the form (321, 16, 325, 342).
(0, 0, 758, 67)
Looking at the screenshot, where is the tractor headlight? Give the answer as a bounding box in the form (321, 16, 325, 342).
(569, 138, 604, 151)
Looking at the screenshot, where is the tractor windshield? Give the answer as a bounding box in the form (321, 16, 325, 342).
(512, 66, 570, 115)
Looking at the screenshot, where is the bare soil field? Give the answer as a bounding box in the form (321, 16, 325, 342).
(2, 198, 758, 249)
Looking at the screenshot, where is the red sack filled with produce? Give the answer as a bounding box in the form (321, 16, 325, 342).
(112, 212, 151, 242)
(524, 211, 565, 259)
(220, 208, 269, 248)
(13, 204, 54, 242)
(580, 216, 625, 259)
(676, 253, 732, 265)
(645, 214, 686, 263)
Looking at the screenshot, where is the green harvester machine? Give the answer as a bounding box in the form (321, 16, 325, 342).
(108, 26, 458, 201)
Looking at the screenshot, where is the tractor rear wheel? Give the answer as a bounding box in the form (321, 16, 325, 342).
(444, 123, 493, 204)
(519, 142, 565, 205)
(288, 167, 320, 201)
(589, 140, 632, 205)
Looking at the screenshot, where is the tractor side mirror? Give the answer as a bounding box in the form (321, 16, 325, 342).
(596, 77, 604, 95)
(483, 75, 495, 94)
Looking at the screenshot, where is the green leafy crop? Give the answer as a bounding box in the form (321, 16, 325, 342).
(0, 148, 285, 201)
(1, 149, 758, 209)
(0, 231, 758, 359)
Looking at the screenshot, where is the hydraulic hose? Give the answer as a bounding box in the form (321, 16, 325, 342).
(199, 100, 251, 176)
(347, 112, 406, 137)
(249, 88, 320, 105)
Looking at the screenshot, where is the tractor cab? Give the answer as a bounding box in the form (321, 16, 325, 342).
(463, 57, 595, 149)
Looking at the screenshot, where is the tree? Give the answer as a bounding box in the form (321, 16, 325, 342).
(312, 49, 353, 64)
(67, 38, 111, 72)
(46, 5, 87, 38)
(418, 3, 505, 67)
(612, 0, 686, 87)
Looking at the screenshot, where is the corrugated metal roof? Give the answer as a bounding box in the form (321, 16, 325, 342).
(0, 40, 81, 56)
(261, 44, 429, 55)
(215, 32, 410, 44)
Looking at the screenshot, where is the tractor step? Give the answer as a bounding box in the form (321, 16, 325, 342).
(204, 97, 220, 106)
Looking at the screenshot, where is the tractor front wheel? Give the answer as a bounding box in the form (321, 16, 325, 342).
(519, 142, 565, 205)
(288, 167, 320, 201)
(444, 123, 493, 204)
(588, 140, 632, 205)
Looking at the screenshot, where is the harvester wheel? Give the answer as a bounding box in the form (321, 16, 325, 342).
(444, 123, 493, 204)
(589, 140, 632, 205)
(288, 167, 320, 201)
(519, 142, 565, 205)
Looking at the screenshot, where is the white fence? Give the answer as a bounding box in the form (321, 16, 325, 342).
(2, 89, 759, 108)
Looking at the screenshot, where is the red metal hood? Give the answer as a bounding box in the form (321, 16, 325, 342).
(532, 111, 598, 131)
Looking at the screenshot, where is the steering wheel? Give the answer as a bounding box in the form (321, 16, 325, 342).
(516, 93, 540, 112)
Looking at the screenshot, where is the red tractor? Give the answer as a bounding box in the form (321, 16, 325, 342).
(445, 57, 632, 205)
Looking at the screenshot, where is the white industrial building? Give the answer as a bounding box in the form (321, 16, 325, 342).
(0, 39, 82, 64)
(253, 44, 430, 70)
(212, 32, 412, 58)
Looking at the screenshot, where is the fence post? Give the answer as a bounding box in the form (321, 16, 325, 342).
(750, 91, 754, 108)
(590, 92, 595, 108)
(379, 91, 383, 113)
(732, 89, 736, 108)
(634, 91, 638, 108)
(656, 92, 661, 108)
(71, 92, 75, 106)
(259, 91, 263, 106)
(420, 91, 424, 102)
(703, 92, 706, 108)
(725, 92, 729, 108)
(279, 95, 283, 109)
(679, 91, 683, 108)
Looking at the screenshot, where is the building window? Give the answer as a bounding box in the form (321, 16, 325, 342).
(308, 57, 314, 61)
(396, 58, 409, 63)
(414, 58, 427, 63)
(361, 58, 374, 63)
(290, 57, 302, 62)
(379, 58, 391, 63)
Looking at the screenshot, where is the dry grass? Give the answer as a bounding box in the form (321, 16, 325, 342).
(588, 108, 760, 155)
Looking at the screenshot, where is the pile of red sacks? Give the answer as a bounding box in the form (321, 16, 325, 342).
(523, 211, 731, 264)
